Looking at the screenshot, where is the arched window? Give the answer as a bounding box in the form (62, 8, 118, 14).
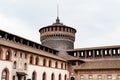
(32, 71, 37, 80)
(0, 47, 3, 59)
(13, 61, 17, 69)
(1, 68, 9, 80)
(49, 60, 52, 67)
(42, 72, 46, 80)
(51, 73, 55, 80)
(43, 59, 46, 66)
(65, 64, 67, 70)
(70, 77, 75, 80)
(30, 56, 33, 64)
(55, 61, 58, 68)
(61, 63, 63, 69)
(59, 74, 61, 80)
(24, 63, 27, 70)
(25, 54, 27, 59)
(64, 74, 67, 80)
(6, 50, 11, 61)
(20, 53, 22, 58)
(35, 57, 39, 65)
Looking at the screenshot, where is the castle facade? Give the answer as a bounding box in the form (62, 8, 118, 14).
(0, 17, 120, 80)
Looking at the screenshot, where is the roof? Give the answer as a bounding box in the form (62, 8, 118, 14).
(0, 29, 67, 61)
(39, 17, 76, 33)
(61, 54, 80, 60)
(74, 60, 120, 70)
(0, 29, 58, 53)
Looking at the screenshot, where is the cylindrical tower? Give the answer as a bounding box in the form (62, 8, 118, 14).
(39, 17, 76, 54)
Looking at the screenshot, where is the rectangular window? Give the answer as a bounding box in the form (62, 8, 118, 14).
(13, 76, 15, 80)
(108, 75, 112, 80)
(105, 50, 107, 55)
(89, 75, 92, 80)
(98, 75, 102, 80)
(118, 75, 120, 80)
(97, 51, 99, 55)
(74, 52, 77, 56)
(80, 75, 83, 80)
(81, 52, 84, 56)
(118, 49, 120, 54)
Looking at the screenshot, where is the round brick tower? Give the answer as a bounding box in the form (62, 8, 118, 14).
(39, 17, 76, 54)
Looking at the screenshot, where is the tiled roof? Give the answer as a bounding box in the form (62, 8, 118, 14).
(61, 55, 80, 60)
(74, 60, 120, 70)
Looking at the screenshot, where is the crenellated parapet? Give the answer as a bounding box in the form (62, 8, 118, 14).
(67, 46, 120, 60)
(0, 29, 58, 55)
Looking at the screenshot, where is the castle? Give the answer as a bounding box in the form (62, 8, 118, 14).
(0, 17, 120, 80)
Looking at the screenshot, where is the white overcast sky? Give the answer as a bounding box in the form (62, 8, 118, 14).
(0, 0, 120, 48)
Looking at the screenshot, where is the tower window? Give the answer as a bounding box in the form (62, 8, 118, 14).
(113, 49, 116, 54)
(80, 75, 83, 80)
(108, 75, 112, 80)
(13, 61, 17, 69)
(43, 59, 46, 66)
(96, 51, 99, 55)
(20, 53, 22, 58)
(55, 61, 58, 68)
(89, 75, 92, 80)
(118, 49, 120, 54)
(118, 75, 120, 80)
(35, 57, 39, 65)
(24, 63, 27, 70)
(59, 27, 61, 31)
(25, 53, 27, 59)
(49, 60, 52, 67)
(98, 75, 102, 80)
(12, 76, 15, 80)
(6, 50, 11, 61)
(65, 64, 67, 70)
(88, 51, 91, 56)
(30, 56, 33, 64)
(61, 63, 63, 69)
(81, 52, 83, 56)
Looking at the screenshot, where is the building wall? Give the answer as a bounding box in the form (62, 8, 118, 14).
(28, 65, 68, 80)
(74, 70, 120, 80)
(42, 37, 74, 52)
(0, 44, 68, 80)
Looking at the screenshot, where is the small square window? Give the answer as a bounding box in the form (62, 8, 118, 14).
(98, 75, 102, 80)
(89, 75, 92, 80)
(118, 75, 120, 80)
(80, 75, 84, 80)
(108, 75, 112, 80)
